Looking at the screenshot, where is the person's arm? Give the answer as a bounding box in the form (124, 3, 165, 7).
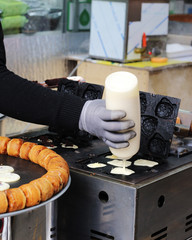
(0, 23, 86, 135)
(0, 23, 136, 148)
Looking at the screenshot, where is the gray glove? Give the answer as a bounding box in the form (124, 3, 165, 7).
(79, 99, 136, 149)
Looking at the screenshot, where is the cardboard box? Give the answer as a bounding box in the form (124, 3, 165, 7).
(89, 0, 169, 62)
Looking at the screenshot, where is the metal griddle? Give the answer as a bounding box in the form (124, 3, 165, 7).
(9, 129, 192, 240)
(0, 150, 71, 240)
(56, 139, 192, 240)
(23, 130, 192, 185)
(0, 153, 71, 218)
(0, 154, 46, 189)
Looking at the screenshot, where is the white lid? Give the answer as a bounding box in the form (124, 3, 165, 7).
(105, 71, 138, 92)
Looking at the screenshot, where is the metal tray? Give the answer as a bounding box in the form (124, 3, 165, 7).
(0, 154, 71, 218)
(0, 176, 71, 218)
(0, 154, 47, 188)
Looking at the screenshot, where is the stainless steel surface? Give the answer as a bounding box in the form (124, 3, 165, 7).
(11, 130, 192, 240)
(58, 161, 192, 240)
(46, 201, 58, 240)
(11, 205, 47, 240)
(10, 201, 58, 240)
(58, 171, 136, 240)
(0, 218, 11, 240)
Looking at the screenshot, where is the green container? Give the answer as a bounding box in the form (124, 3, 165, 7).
(1, 15, 28, 30)
(0, 0, 28, 17)
(67, 0, 91, 31)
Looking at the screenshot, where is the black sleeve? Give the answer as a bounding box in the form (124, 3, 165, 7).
(0, 23, 6, 66)
(0, 23, 86, 134)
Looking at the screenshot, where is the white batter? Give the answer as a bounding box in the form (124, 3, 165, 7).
(47, 146, 57, 150)
(107, 160, 132, 167)
(0, 181, 10, 191)
(0, 173, 20, 183)
(87, 162, 107, 169)
(0, 165, 14, 173)
(134, 159, 158, 167)
(61, 143, 78, 149)
(105, 155, 118, 159)
(110, 167, 135, 176)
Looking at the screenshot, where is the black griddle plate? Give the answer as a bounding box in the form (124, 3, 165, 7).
(15, 130, 192, 187)
(0, 154, 46, 188)
(55, 139, 192, 186)
(73, 153, 192, 185)
(0, 152, 71, 219)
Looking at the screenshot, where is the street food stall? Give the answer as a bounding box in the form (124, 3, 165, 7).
(0, 0, 192, 239)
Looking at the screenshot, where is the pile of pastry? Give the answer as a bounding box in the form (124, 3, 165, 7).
(0, 136, 69, 214)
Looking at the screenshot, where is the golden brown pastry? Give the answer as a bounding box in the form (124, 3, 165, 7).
(47, 167, 69, 186)
(0, 136, 70, 213)
(0, 136, 11, 154)
(28, 145, 46, 164)
(7, 138, 24, 157)
(5, 188, 26, 212)
(42, 173, 63, 194)
(38, 151, 60, 169)
(36, 148, 56, 166)
(20, 142, 37, 160)
(30, 178, 54, 202)
(47, 157, 69, 174)
(19, 183, 41, 207)
(0, 191, 8, 213)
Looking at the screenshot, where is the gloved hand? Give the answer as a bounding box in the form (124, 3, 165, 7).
(79, 99, 136, 149)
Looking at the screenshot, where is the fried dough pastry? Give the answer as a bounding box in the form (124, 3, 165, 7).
(30, 178, 54, 202)
(0, 136, 11, 154)
(0, 137, 70, 214)
(20, 142, 37, 160)
(5, 188, 26, 212)
(7, 138, 24, 157)
(20, 183, 41, 207)
(0, 191, 8, 213)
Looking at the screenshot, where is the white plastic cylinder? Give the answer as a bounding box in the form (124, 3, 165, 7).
(105, 71, 141, 159)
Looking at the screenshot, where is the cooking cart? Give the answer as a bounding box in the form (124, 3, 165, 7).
(0, 152, 71, 240)
(1, 85, 191, 239)
(13, 129, 192, 240)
